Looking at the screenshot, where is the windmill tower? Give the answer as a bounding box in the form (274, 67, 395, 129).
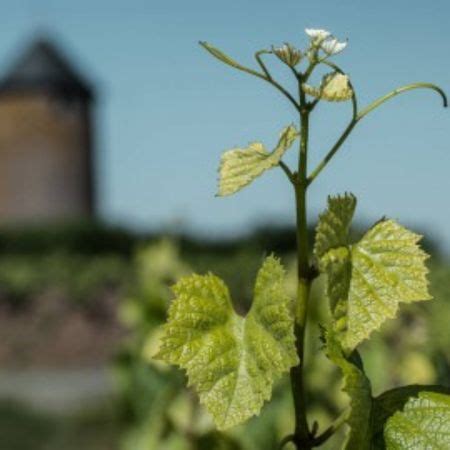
(0, 37, 95, 222)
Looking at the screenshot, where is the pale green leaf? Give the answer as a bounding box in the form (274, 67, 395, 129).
(314, 193, 357, 261)
(325, 328, 373, 450)
(217, 125, 298, 196)
(321, 246, 353, 328)
(156, 256, 298, 430)
(372, 385, 450, 449)
(303, 72, 353, 102)
(384, 391, 450, 449)
(344, 219, 431, 349)
(317, 195, 431, 351)
(325, 331, 450, 449)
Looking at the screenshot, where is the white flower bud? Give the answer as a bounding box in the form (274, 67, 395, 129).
(305, 28, 331, 43)
(273, 43, 302, 67)
(321, 37, 348, 55)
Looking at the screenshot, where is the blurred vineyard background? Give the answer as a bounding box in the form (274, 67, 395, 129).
(0, 221, 448, 450)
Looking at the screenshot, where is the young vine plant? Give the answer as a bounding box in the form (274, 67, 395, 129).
(155, 28, 450, 449)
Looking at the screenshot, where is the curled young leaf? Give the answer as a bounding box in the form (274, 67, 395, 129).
(217, 125, 298, 196)
(303, 73, 353, 102)
(314, 193, 356, 261)
(316, 195, 431, 351)
(156, 256, 298, 430)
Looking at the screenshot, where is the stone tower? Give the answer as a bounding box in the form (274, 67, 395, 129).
(0, 37, 95, 223)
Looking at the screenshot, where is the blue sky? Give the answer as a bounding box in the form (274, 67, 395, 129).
(0, 0, 449, 252)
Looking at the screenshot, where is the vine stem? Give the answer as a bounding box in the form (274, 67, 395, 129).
(278, 434, 295, 449)
(311, 407, 350, 447)
(289, 71, 314, 450)
(279, 160, 296, 184)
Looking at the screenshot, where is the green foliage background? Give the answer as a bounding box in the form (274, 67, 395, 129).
(0, 228, 448, 449)
(114, 239, 450, 449)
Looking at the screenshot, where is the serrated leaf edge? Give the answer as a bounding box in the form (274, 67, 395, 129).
(156, 255, 298, 430)
(217, 125, 298, 196)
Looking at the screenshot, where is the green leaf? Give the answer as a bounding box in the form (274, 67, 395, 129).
(324, 329, 373, 450)
(316, 195, 431, 351)
(314, 193, 357, 261)
(343, 219, 431, 350)
(303, 73, 353, 102)
(156, 256, 298, 430)
(372, 385, 450, 449)
(217, 125, 298, 196)
(384, 391, 450, 449)
(325, 328, 450, 449)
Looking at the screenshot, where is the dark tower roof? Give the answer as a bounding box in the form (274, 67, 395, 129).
(0, 37, 94, 101)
